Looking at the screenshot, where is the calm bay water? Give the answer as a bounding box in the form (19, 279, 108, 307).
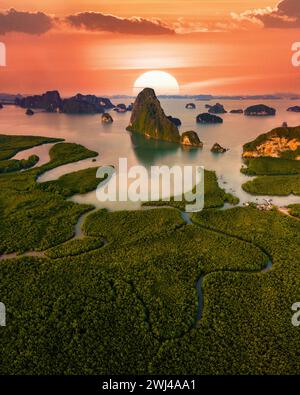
(1, 99, 300, 210)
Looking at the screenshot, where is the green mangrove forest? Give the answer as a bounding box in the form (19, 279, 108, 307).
(0, 135, 300, 375)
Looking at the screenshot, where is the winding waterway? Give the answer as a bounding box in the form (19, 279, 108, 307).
(0, 195, 277, 326)
(2, 98, 298, 325)
(0, 251, 45, 261)
(0, 208, 100, 261)
(180, 210, 273, 324)
(2, 99, 300, 209)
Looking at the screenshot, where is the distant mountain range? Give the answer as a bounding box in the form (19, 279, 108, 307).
(111, 93, 300, 100)
(1, 92, 300, 105)
(0, 93, 23, 104)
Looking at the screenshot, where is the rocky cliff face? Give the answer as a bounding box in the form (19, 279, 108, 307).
(62, 94, 101, 114)
(16, 91, 115, 114)
(167, 116, 182, 127)
(208, 103, 227, 114)
(243, 126, 300, 159)
(243, 137, 300, 158)
(16, 91, 62, 112)
(127, 88, 180, 143)
(181, 131, 203, 148)
(62, 94, 115, 114)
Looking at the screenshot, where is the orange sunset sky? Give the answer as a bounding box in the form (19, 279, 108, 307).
(0, 0, 300, 96)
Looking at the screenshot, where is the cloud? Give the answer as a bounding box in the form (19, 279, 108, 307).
(0, 8, 54, 35)
(232, 0, 300, 28)
(172, 18, 209, 34)
(0, 9, 174, 36)
(65, 12, 175, 35)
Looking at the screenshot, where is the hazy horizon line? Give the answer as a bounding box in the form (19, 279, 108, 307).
(1, 91, 300, 100)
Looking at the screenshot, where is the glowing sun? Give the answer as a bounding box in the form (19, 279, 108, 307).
(133, 70, 180, 96)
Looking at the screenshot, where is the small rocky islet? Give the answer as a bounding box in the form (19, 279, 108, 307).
(244, 104, 276, 116)
(185, 103, 196, 109)
(181, 131, 203, 148)
(114, 104, 127, 113)
(287, 106, 300, 112)
(196, 112, 223, 124)
(101, 113, 114, 124)
(207, 102, 227, 114)
(26, 108, 34, 116)
(211, 142, 228, 153)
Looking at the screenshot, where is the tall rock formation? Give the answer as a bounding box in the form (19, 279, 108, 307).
(127, 88, 180, 143)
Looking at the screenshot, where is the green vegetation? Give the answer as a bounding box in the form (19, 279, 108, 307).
(288, 204, 300, 219)
(241, 149, 300, 196)
(241, 157, 300, 176)
(38, 167, 100, 197)
(0, 138, 98, 254)
(45, 237, 105, 259)
(202, 171, 239, 208)
(1, 134, 300, 375)
(0, 186, 93, 254)
(143, 170, 239, 210)
(1, 207, 270, 374)
(0, 134, 63, 160)
(224, 192, 240, 205)
(0, 155, 39, 173)
(0, 256, 157, 374)
(36, 142, 98, 175)
(148, 206, 300, 374)
(281, 146, 300, 160)
(242, 174, 300, 196)
(83, 208, 186, 244)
